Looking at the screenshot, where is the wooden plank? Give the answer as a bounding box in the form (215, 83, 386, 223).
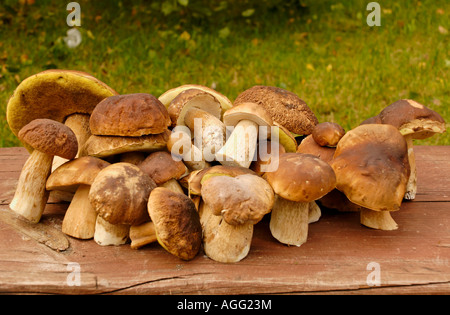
(0, 146, 449, 294)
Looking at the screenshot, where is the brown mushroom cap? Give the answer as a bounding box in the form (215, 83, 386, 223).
(148, 187, 202, 261)
(312, 122, 345, 147)
(331, 124, 410, 211)
(89, 163, 156, 225)
(167, 89, 222, 127)
(81, 129, 170, 158)
(234, 85, 318, 136)
(137, 151, 187, 185)
(7, 70, 117, 152)
(264, 153, 336, 202)
(296, 135, 335, 164)
(201, 173, 274, 226)
(361, 99, 446, 139)
(18, 119, 78, 160)
(90, 93, 171, 137)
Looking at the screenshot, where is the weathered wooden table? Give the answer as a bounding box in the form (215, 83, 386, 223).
(0, 146, 449, 295)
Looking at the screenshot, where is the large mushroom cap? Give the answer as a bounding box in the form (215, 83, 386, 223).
(148, 187, 202, 261)
(361, 99, 446, 139)
(7, 70, 117, 151)
(18, 119, 78, 160)
(89, 163, 156, 226)
(234, 85, 318, 136)
(201, 173, 274, 226)
(331, 124, 410, 211)
(296, 135, 335, 164)
(90, 93, 171, 137)
(264, 153, 336, 202)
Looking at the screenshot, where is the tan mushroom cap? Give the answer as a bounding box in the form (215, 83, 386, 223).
(158, 84, 233, 116)
(312, 122, 345, 147)
(81, 129, 170, 158)
(361, 99, 446, 139)
(201, 173, 274, 226)
(18, 119, 78, 160)
(167, 88, 222, 127)
(331, 124, 410, 211)
(7, 70, 117, 151)
(234, 85, 318, 136)
(148, 187, 202, 261)
(137, 151, 187, 185)
(89, 163, 156, 226)
(223, 102, 273, 129)
(264, 153, 336, 203)
(46, 156, 110, 192)
(90, 93, 171, 137)
(296, 135, 335, 164)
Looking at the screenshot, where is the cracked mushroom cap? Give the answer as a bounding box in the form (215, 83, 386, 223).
(148, 187, 202, 261)
(90, 93, 171, 137)
(18, 119, 78, 160)
(361, 99, 446, 139)
(137, 151, 187, 185)
(7, 70, 117, 151)
(46, 156, 110, 192)
(201, 173, 274, 226)
(167, 88, 222, 127)
(264, 153, 336, 202)
(312, 122, 345, 147)
(234, 85, 318, 136)
(330, 124, 410, 211)
(89, 163, 156, 226)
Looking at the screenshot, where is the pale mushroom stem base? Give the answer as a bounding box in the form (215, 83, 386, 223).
(9, 150, 53, 223)
(215, 120, 258, 168)
(360, 208, 398, 231)
(94, 215, 130, 246)
(61, 184, 97, 239)
(404, 135, 417, 200)
(270, 196, 309, 247)
(130, 221, 157, 249)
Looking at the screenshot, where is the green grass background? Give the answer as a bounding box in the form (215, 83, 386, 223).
(0, 0, 448, 147)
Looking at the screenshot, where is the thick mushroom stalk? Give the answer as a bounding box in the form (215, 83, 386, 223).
(216, 103, 273, 168)
(360, 208, 398, 231)
(264, 153, 336, 246)
(10, 119, 78, 223)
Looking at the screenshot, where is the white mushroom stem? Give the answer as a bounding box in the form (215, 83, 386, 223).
(308, 201, 322, 224)
(10, 150, 53, 223)
(404, 135, 417, 200)
(94, 216, 130, 246)
(61, 184, 97, 239)
(215, 120, 259, 168)
(270, 196, 309, 247)
(184, 107, 226, 162)
(160, 178, 184, 194)
(200, 202, 253, 263)
(360, 208, 398, 231)
(129, 221, 157, 249)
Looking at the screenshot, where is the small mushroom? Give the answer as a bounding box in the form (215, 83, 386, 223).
(10, 119, 78, 223)
(89, 163, 156, 245)
(264, 153, 336, 246)
(331, 124, 410, 230)
(148, 187, 202, 260)
(234, 85, 318, 136)
(167, 89, 226, 161)
(312, 122, 345, 147)
(216, 102, 273, 168)
(46, 156, 110, 239)
(200, 173, 274, 262)
(361, 99, 446, 200)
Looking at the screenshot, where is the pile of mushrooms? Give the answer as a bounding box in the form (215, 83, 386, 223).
(6, 70, 447, 263)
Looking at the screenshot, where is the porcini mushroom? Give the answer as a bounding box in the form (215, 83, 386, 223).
(234, 85, 318, 136)
(46, 156, 110, 239)
(10, 119, 78, 223)
(361, 99, 446, 200)
(312, 122, 345, 147)
(89, 163, 156, 245)
(331, 124, 410, 230)
(264, 153, 336, 246)
(215, 102, 273, 168)
(200, 173, 274, 262)
(148, 187, 202, 260)
(167, 89, 226, 161)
